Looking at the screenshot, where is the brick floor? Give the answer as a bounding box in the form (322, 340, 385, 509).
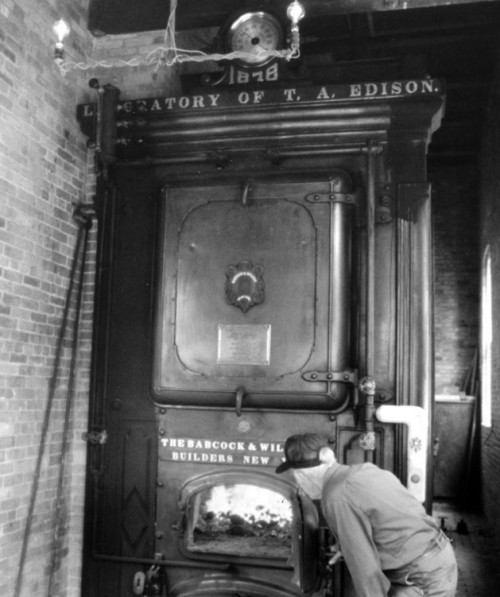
(432, 501, 500, 597)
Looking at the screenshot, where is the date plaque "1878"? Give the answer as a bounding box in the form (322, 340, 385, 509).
(217, 324, 271, 366)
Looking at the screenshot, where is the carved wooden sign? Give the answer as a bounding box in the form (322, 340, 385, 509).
(77, 78, 444, 120)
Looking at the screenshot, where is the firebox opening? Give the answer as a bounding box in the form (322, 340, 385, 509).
(185, 483, 293, 560)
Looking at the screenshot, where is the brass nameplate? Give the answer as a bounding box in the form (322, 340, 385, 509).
(217, 324, 271, 366)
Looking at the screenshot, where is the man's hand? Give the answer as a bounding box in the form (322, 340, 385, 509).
(327, 547, 343, 567)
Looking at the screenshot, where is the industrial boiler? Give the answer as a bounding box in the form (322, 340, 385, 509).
(77, 22, 445, 596)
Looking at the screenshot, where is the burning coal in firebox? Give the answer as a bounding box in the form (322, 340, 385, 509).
(188, 483, 293, 559)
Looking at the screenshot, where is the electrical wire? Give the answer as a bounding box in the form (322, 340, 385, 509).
(58, 0, 300, 75)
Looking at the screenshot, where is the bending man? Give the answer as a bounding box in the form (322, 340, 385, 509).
(276, 433, 457, 597)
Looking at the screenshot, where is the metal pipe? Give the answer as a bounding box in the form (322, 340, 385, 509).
(328, 177, 352, 378)
(140, 105, 390, 130)
(92, 552, 292, 570)
(112, 146, 368, 169)
(48, 213, 92, 596)
(92, 553, 230, 570)
(362, 141, 381, 462)
(366, 142, 377, 377)
(376, 405, 428, 502)
(14, 221, 90, 597)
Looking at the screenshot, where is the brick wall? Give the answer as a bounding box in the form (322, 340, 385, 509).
(0, 1, 95, 596)
(87, 26, 213, 99)
(480, 42, 500, 540)
(431, 164, 480, 395)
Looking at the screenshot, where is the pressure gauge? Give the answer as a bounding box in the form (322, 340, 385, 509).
(226, 11, 283, 66)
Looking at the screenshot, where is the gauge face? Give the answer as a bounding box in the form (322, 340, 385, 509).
(227, 12, 283, 65)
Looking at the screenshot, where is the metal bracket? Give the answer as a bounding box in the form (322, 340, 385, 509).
(302, 369, 357, 414)
(72, 202, 96, 229)
(397, 182, 431, 222)
(82, 429, 108, 445)
(305, 191, 356, 206)
(302, 368, 358, 384)
(376, 183, 394, 224)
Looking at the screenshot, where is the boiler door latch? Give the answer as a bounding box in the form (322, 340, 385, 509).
(133, 564, 166, 596)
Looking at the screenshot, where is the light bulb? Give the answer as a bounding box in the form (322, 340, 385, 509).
(287, 1, 305, 26)
(53, 19, 70, 43)
(53, 19, 70, 68)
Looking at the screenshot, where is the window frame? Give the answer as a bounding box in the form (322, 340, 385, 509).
(481, 245, 492, 428)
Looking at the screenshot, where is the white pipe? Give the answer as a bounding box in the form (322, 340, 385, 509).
(375, 405, 428, 502)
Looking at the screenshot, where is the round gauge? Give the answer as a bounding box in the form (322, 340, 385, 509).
(227, 11, 283, 66)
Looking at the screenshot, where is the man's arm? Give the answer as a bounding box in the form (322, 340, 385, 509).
(326, 498, 391, 597)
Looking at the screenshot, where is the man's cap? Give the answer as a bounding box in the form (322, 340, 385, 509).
(275, 433, 331, 474)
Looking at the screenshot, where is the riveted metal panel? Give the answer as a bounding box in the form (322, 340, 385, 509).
(152, 174, 355, 410)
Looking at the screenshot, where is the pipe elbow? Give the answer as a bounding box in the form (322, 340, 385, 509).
(375, 405, 428, 502)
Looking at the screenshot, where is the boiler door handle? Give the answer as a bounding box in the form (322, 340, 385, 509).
(235, 386, 245, 417)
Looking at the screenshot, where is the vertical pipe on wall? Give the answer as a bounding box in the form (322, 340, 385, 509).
(328, 176, 353, 379)
(366, 146, 377, 377)
(412, 194, 435, 508)
(363, 142, 380, 463)
(395, 179, 434, 507)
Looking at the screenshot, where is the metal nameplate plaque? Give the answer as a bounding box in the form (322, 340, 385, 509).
(217, 324, 271, 366)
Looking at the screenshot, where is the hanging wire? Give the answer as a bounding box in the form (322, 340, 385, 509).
(58, 0, 300, 75)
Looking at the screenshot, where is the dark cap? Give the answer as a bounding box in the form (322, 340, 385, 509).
(275, 433, 330, 474)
